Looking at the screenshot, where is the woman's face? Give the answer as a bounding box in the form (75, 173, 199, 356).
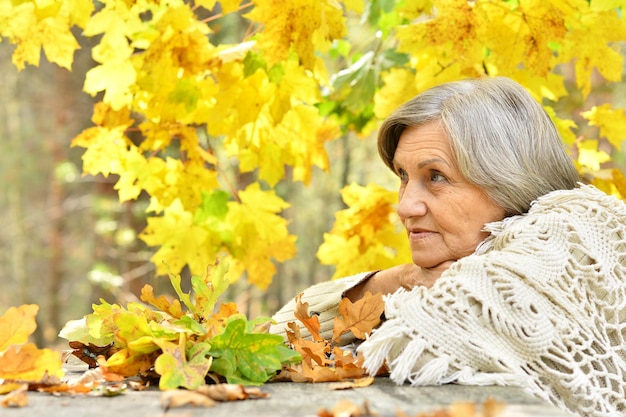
(393, 121, 506, 269)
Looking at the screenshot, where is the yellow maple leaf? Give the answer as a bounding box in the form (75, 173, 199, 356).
(1, 0, 86, 70)
(71, 126, 132, 177)
(317, 183, 411, 278)
(84, 60, 137, 110)
(582, 104, 626, 151)
(141, 199, 220, 276)
(577, 140, 611, 171)
(245, 0, 346, 69)
(226, 184, 297, 289)
(560, 7, 626, 96)
(374, 68, 419, 120)
(612, 169, 626, 199)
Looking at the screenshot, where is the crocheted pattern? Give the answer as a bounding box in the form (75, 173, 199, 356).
(359, 185, 626, 417)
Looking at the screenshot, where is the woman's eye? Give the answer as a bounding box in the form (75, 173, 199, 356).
(430, 171, 447, 182)
(398, 169, 408, 181)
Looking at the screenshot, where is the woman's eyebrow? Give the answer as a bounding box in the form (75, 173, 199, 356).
(417, 158, 449, 169)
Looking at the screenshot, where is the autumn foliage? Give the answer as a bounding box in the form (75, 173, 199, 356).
(276, 291, 385, 383)
(58, 260, 299, 389)
(2, 0, 625, 289)
(1, 0, 626, 405)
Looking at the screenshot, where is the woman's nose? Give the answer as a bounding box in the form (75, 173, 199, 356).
(397, 181, 428, 219)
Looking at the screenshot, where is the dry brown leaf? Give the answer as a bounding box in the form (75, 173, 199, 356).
(448, 402, 475, 417)
(328, 376, 375, 390)
(482, 398, 506, 417)
(161, 389, 216, 409)
(318, 399, 375, 417)
(299, 339, 331, 367)
(72, 367, 105, 386)
(0, 384, 28, 408)
(333, 291, 384, 342)
(294, 293, 324, 341)
(196, 383, 269, 401)
(395, 398, 506, 417)
(301, 361, 341, 383)
(68, 341, 117, 368)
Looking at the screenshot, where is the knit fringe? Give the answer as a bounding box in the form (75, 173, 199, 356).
(360, 319, 528, 388)
(359, 318, 408, 377)
(452, 366, 528, 387)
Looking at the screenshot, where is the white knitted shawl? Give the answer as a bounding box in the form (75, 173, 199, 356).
(358, 184, 626, 417)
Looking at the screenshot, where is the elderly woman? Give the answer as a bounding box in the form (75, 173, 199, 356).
(271, 77, 626, 417)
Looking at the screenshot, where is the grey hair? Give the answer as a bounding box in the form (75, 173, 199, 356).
(377, 77, 580, 214)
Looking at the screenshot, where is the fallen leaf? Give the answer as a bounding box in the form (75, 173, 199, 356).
(0, 382, 25, 395)
(481, 398, 506, 417)
(91, 383, 128, 397)
(294, 293, 324, 341)
(328, 376, 374, 390)
(196, 383, 270, 401)
(161, 389, 216, 409)
(318, 399, 375, 417)
(332, 292, 384, 342)
(68, 341, 117, 369)
(0, 305, 39, 352)
(96, 356, 129, 382)
(71, 367, 105, 386)
(0, 343, 64, 381)
(448, 402, 474, 417)
(0, 384, 28, 408)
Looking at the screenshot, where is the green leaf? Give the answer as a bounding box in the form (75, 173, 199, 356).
(208, 316, 288, 385)
(170, 273, 196, 314)
(242, 50, 267, 77)
(193, 189, 229, 223)
(173, 315, 207, 336)
(192, 258, 231, 321)
(154, 337, 213, 390)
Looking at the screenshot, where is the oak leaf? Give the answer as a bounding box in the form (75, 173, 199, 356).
(332, 291, 384, 342)
(0, 343, 64, 381)
(140, 285, 184, 319)
(161, 389, 216, 409)
(154, 336, 213, 390)
(293, 293, 323, 341)
(196, 383, 270, 401)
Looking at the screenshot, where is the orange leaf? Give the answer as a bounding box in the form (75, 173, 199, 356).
(0, 343, 64, 381)
(196, 384, 270, 401)
(294, 293, 323, 341)
(0, 384, 28, 408)
(140, 285, 184, 319)
(332, 291, 384, 342)
(297, 339, 330, 367)
(0, 305, 39, 352)
(300, 361, 340, 383)
(204, 302, 239, 339)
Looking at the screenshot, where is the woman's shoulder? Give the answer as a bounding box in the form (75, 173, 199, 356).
(477, 184, 625, 255)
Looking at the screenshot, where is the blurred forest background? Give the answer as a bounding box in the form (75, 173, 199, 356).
(1, 1, 626, 348)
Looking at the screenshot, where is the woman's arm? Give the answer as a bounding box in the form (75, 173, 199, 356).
(270, 262, 454, 342)
(344, 262, 454, 303)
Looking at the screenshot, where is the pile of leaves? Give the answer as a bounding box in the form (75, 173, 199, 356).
(0, 258, 389, 408)
(318, 397, 505, 417)
(278, 291, 385, 382)
(0, 305, 65, 406)
(58, 259, 300, 389)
